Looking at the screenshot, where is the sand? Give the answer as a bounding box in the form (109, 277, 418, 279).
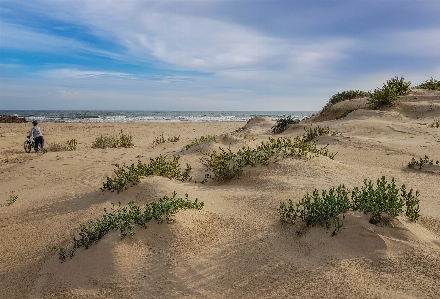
(1, 90, 440, 298)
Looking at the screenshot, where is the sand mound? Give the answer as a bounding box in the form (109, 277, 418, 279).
(242, 116, 274, 135)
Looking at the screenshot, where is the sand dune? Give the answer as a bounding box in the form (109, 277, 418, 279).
(1, 91, 439, 298)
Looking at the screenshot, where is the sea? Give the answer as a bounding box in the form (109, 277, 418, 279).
(0, 110, 316, 123)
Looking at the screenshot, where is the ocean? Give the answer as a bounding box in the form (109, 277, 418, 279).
(0, 110, 316, 123)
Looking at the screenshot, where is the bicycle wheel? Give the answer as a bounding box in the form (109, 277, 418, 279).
(24, 140, 32, 153)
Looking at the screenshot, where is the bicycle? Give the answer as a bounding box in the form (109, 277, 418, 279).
(24, 133, 42, 153)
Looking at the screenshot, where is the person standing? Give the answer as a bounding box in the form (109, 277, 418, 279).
(29, 120, 44, 152)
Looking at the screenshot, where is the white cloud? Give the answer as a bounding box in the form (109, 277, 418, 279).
(4, 0, 353, 76)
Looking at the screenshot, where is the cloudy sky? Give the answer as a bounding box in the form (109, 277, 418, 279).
(1, 0, 439, 111)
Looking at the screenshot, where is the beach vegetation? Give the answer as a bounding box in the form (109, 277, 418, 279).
(43, 139, 77, 152)
(408, 155, 439, 169)
(184, 135, 217, 150)
(58, 192, 204, 262)
(271, 115, 300, 134)
(279, 176, 420, 234)
(430, 119, 440, 128)
(414, 77, 440, 91)
(320, 90, 371, 113)
(279, 185, 351, 235)
(6, 191, 18, 205)
(302, 125, 330, 142)
(368, 76, 411, 109)
(152, 134, 166, 146)
(168, 135, 180, 142)
(101, 155, 192, 192)
(201, 135, 336, 181)
(92, 130, 133, 149)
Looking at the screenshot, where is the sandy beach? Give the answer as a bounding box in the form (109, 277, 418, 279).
(1, 90, 440, 299)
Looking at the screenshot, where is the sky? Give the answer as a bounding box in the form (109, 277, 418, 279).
(1, 0, 439, 111)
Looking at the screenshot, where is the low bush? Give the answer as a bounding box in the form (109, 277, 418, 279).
(201, 135, 336, 181)
(430, 119, 440, 128)
(408, 155, 439, 169)
(271, 116, 300, 134)
(185, 135, 217, 150)
(58, 193, 204, 261)
(279, 185, 351, 235)
(279, 176, 420, 234)
(368, 76, 411, 109)
(320, 90, 370, 112)
(92, 131, 133, 149)
(101, 155, 192, 192)
(6, 192, 18, 205)
(44, 139, 78, 152)
(414, 77, 440, 91)
(328, 90, 370, 106)
(302, 125, 330, 142)
(152, 134, 166, 146)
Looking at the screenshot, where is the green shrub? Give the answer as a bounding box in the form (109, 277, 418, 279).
(201, 136, 336, 181)
(92, 130, 133, 149)
(167, 135, 180, 142)
(368, 76, 411, 109)
(386, 76, 411, 96)
(65, 139, 77, 151)
(185, 135, 217, 150)
(101, 155, 192, 192)
(152, 134, 166, 146)
(302, 125, 330, 142)
(408, 155, 438, 169)
(271, 116, 300, 134)
(58, 193, 204, 261)
(6, 192, 18, 205)
(118, 131, 134, 148)
(414, 77, 440, 91)
(321, 90, 370, 112)
(430, 119, 440, 128)
(279, 176, 420, 234)
(351, 177, 401, 224)
(328, 90, 370, 106)
(279, 185, 351, 235)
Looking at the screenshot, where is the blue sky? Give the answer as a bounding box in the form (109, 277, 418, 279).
(1, 0, 439, 111)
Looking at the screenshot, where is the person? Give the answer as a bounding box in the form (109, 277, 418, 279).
(28, 120, 44, 152)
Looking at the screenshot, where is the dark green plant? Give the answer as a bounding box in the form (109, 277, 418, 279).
(414, 77, 440, 91)
(430, 119, 440, 128)
(321, 90, 370, 112)
(65, 139, 77, 151)
(58, 193, 204, 262)
(302, 125, 330, 142)
(185, 135, 217, 150)
(408, 155, 436, 169)
(328, 90, 370, 106)
(167, 135, 180, 142)
(386, 76, 411, 96)
(101, 155, 192, 193)
(279, 185, 351, 235)
(118, 130, 134, 148)
(279, 176, 420, 234)
(6, 191, 18, 205)
(351, 176, 419, 224)
(152, 134, 166, 146)
(271, 116, 300, 134)
(201, 136, 336, 181)
(368, 76, 411, 109)
(92, 131, 133, 149)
